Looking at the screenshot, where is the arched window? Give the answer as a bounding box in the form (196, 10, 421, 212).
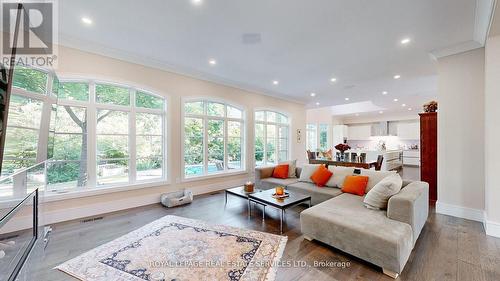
(254, 110, 289, 166)
(183, 99, 245, 178)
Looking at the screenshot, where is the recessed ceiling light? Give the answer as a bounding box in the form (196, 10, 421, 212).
(272, 80, 279, 85)
(394, 75, 401, 79)
(379, 111, 384, 114)
(316, 102, 320, 106)
(81, 17, 93, 25)
(382, 91, 388, 95)
(310, 92, 316, 97)
(191, 0, 203, 5)
(401, 38, 411, 45)
(345, 97, 350, 101)
(355, 113, 360, 116)
(393, 98, 399, 102)
(402, 103, 407, 107)
(208, 59, 217, 65)
(408, 108, 413, 111)
(330, 77, 337, 82)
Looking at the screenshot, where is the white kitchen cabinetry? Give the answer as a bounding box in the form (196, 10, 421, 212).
(403, 150, 420, 166)
(347, 124, 372, 140)
(332, 125, 348, 146)
(397, 121, 420, 140)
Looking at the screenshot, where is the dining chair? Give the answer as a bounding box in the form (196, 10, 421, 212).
(351, 152, 357, 161)
(375, 155, 384, 171)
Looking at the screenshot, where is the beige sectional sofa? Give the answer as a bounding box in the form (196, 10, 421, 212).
(254, 164, 429, 278)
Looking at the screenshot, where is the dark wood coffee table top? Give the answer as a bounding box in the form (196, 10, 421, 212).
(248, 189, 311, 209)
(225, 186, 263, 198)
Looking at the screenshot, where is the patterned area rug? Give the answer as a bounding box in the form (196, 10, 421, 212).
(56, 215, 287, 281)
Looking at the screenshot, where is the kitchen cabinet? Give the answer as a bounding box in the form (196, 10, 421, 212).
(347, 124, 372, 140)
(403, 150, 420, 166)
(332, 125, 348, 146)
(397, 121, 420, 140)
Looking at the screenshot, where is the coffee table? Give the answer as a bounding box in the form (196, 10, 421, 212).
(249, 189, 311, 234)
(225, 186, 263, 215)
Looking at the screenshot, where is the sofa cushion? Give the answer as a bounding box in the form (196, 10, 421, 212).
(272, 164, 289, 179)
(364, 173, 403, 209)
(279, 160, 297, 178)
(341, 175, 369, 196)
(287, 182, 342, 205)
(326, 166, 355, 188)
(300, 193, 413, 273)
(360, 169, 397, 193)
(298, 164, 321, 183)
(259, 177, 299, 190)
(310, 165, 333, 187)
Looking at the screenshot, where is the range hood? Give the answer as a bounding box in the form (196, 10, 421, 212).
(371, 121, 397, 136)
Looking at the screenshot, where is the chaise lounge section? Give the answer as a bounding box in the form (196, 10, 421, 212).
(255, 164, 429, 278)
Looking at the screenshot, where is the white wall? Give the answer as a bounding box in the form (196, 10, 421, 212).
(436, 48, 485, 219)
(484, 35, 500, 236)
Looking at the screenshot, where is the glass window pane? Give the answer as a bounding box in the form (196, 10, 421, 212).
(136, 113, 162, 135)
(184, 117, 204, 177)
(255, 123, 265, 166)
(97, 135, 129, 159)
(227, 106, 242, 119)
(47, 161, 87, 191)
(97, 110, 129, 135)
(4, 127, 38, 161)
(279, 126, 289, 139)
(12, 66, 47, 94)
(228, 121, 241, 138)
(228, 137, 241, 170)
(278, 150, 288, 162)
(136, 91, 163, 109)
(266, 111, 277, 122)
(207, 102, 224, 117)
(137, 157, 162, 181)
(55, 106, 86, 133)
(319, 124, 329, 150)
(279, 138, 288, 151)
(57, 82, 89, 101)
(185, 101, 204, 115)
(7, 95, 43, 129)
(277, 114, 288, 124)
(95, 84, 130, 105)
(97, 159, 129, 185)
(137, 136, 162, 158)
(255, 111, 265, 121)
(53, 134, 84, 160)
(267, 124, 276, 138)
(266, 137, 276, 164)
(208, 120, 224, 173)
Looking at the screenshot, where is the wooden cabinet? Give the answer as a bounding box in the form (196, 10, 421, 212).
(420, 113, 437, 202)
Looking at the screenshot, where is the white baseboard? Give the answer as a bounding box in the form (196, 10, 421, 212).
(435, 201, 485, 222)
(1, 178, 246, 234)
(483, 213, 500, 238)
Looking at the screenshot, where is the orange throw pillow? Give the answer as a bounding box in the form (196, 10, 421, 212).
(341, 175, 369, 196)
(272, 164, 289, 179)
(310, 165, 333, 187)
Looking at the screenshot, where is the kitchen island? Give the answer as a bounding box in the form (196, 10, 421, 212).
(346, 149, 403, 171)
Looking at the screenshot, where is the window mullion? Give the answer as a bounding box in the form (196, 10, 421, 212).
(129, 89, 137, 183)
(87, 82, 97, 188)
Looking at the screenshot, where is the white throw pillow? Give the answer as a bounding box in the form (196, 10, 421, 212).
(298, 164, 321, 183)
(363, 173, 403, 209)
(326, 166, 355, 188)
(279, 159, 297, 178)
(360, 169, 397, 193)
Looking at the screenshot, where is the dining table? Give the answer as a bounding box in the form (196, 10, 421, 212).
(309, 158, 377, 169)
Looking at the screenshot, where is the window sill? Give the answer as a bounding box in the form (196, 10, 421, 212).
(182, 170, 248, 183)
(42, 180, 171, 203)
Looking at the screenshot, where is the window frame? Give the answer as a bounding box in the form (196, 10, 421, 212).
(254, 109, 291, 167)
(181, 98, 246, 181)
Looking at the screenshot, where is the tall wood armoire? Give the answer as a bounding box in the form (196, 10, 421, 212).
(419, 112, 437, 203)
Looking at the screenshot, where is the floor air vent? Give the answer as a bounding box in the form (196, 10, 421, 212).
(80, 217, 104, 224)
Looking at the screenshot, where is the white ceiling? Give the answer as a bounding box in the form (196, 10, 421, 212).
(57, 0, 491, 116)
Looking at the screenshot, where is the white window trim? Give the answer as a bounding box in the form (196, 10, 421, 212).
(181, 97, 246, 181)
(254, 109, 291, 167)
(4, 72, 169, 197)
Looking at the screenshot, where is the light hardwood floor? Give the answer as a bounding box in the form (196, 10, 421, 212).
(20, 191, 500, 281)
